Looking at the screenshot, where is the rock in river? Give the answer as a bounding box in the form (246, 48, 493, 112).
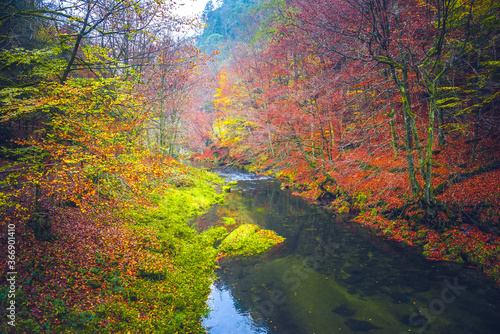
(332, 303, 356, 317)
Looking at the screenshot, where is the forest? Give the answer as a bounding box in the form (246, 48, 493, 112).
(196, 0, 500, 283)
(0, 0, 499, 332)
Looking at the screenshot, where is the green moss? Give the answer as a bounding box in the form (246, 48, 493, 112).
(221, 217, 237, 225)
(72, 167, 229, 333)
(383, 228, 395, 236)
(417, 230, 428, 238)
(218, 224, 285, 257)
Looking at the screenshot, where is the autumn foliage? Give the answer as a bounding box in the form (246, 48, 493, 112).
(0, 0, 227, 332)
(197, 0, 500, 282)
(1, 0, 499, 331)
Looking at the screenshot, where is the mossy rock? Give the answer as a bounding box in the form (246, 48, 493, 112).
(218, 224, 285, 257)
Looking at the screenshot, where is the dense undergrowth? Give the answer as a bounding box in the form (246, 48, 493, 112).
(0, 162, 231, 333)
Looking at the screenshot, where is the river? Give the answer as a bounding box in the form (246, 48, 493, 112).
(192, 168, 500, 334)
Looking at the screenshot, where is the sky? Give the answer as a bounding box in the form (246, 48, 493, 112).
(173, 0, 223, 36)
(174, 0, 212, 18)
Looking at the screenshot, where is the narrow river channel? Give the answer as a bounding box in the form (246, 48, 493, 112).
(193, 169, 500, 334)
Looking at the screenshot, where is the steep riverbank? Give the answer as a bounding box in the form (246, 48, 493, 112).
(315, 184, 498, 286)
(291, 172, 500, 285)
(295, 178, 500, 286)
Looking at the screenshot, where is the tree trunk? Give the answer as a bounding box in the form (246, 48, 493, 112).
(391, 65, 420, 195)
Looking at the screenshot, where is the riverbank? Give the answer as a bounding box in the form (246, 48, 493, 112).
(286, 171, 500, 285)
(196, 153, 500, 286)
(194, 167, 500, 334)
(0, 161, 228, 333)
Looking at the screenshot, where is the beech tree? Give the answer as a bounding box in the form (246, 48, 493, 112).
(0, 0, 209, 220)
(287, 0, 498, 207)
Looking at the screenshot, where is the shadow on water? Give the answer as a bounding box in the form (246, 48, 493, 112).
(196, 168, 500, 334)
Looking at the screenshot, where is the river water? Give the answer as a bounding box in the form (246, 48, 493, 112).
(193, 169, 500, 334)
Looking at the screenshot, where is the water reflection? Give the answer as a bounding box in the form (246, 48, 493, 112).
(203, 282, 269, 334)
(199, 169, 500, 334)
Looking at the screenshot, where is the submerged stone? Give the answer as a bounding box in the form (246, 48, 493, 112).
(332, 303, 356, 317)
(344, 319, 382, 332)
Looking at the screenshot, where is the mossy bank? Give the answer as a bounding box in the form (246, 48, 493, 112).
(1, 165, 231, 333)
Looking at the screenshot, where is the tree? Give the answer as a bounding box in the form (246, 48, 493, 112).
(288, 0, 499, 208)
(0, 0, 212, 216)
